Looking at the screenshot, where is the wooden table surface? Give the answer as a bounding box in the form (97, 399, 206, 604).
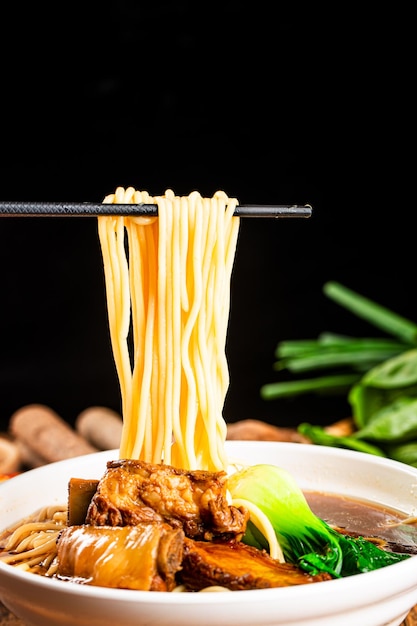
(1, 600, 417, 625)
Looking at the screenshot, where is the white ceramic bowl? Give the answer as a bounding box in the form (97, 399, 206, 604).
(2, 441, 417, 626)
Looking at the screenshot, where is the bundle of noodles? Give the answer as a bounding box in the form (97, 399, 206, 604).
(98, 187, 240, 471)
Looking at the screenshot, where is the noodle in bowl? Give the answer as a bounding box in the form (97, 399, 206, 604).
(1, 440, 417, 626)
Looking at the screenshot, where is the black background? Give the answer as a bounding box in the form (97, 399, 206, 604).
(0, 3, 413, 431)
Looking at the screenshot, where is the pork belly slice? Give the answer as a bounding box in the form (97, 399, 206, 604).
(86, 459, 249, 541)
(56, 523, 184, 591)
(179, 539, 332, 591)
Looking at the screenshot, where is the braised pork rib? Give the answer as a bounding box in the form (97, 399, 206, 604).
(56, 459, 334, 591)
(86, 459, 249, 540)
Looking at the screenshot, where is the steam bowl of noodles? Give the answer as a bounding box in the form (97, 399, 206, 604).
(2, 441, 417, 626)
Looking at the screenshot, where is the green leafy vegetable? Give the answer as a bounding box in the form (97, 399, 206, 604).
(228, 464, 409, 577)
(353, 397, 417, 443)
(385, 441, 417, 467)
(360, 348, 417, 389)
(261, 281, 417, 467)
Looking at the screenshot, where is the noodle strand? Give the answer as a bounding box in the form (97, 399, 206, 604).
(98, 188, 240, 470)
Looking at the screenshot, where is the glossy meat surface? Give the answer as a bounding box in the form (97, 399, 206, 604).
(180, 538, 332, 590)
(56, 523, 184, 591)
(86, 459, 249, 540)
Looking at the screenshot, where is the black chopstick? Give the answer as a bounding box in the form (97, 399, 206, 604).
(0, 201, 312, 218)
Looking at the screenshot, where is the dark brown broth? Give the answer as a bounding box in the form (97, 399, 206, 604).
(305, 491, 417, 554)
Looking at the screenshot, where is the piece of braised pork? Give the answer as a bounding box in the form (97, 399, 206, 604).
(179, 538, 332, 590)
(64, 460, 332, 592)
(86, 459, 249, 541)
(56, 522, 184, 591)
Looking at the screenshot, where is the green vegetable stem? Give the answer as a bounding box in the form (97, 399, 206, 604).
(260, 373, 360, 400)
(297, 423, 387, 457)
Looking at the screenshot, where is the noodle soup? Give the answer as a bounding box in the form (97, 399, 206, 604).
(1, 443, 417, 626)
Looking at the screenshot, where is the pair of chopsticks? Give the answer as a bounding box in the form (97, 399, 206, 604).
(0, 201, 312, 219)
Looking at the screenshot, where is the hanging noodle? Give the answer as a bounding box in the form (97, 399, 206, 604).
(98, 187, 240, 471)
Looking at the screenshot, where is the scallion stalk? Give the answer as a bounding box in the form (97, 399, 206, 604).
(323, 281, 417, 346)
(260, 374, 361, 399)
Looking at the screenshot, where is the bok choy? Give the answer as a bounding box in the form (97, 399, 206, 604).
(228, 464, 410, 578)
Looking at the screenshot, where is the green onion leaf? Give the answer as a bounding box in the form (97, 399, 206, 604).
(323, 281, 417, 346)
